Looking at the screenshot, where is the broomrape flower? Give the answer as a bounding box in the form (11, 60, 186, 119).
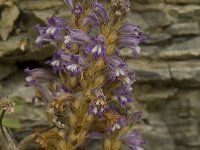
(83, 35, 106, 59)
(23, 0, 147, 149)
(120, 129, 148, 150)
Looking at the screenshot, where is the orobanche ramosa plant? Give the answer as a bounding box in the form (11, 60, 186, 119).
(0, 0, 147, 150)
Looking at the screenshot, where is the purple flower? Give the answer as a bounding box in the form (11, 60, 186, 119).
(92, 0, 109, 23)
(24, 68, 54, 102)
(47, 50, 80, 73)
(117, 23, 145, 58)
(88, 102, 105, 117)
(47, 16, 68, 28)
(73, 2, 83, 16)
(114, 81, 134, 105)
(131, 111, 143, 123)
(69, 28, 91, 44)
(105, 114, 126, 132)
(35, 25, 61, 46)
(107, 56, 126, 81)
(52, 84, 71, 97)
(120, 129, 147, 150)
(35, 17, 68, 46)
(118, 23, 141, 35)
(64, 28, 91, 48)
(93, 88, 106, 99)
(83, 35, 106, 59)
(83, 11, 100, 26)
(47, 50, 86, 76)
(64, 54, 87, 76)
(25, 68, 55, 87)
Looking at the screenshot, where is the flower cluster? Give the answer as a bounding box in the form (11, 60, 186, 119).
(25, 0, 147, 149)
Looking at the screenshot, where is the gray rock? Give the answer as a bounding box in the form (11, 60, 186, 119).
(0, 5, 20, 40)
(0, 35, 27, 58)
(169, 61, 200, 86)
(165, 0, 200, 4)
(166, 5, 200, 22)
(18, 0, 63, 10)
(133, 4, 172, 27)
(161, 89, 200, 147)
(127, 59, 171, 82)
(134, 85, 178, 102)
(167, 22, 199, 35)
(145, 32, 172, 44)
(155, 37, 200, 60)
(0, 63, 17, 80)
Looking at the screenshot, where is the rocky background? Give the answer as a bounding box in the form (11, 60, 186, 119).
(0, 0, 200, 150)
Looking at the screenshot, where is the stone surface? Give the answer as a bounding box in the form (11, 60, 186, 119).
(0, 63, 17, 80)
(0, 5, 20, 40)
(0, 35, 27, 58)
(145, 32, 172, 44)
(165, 0, 200, 4)
(134, 85, 178, 102)
(127, 59, 171, 82)
(18, 0, 63, 10)
(167, 22, 199, 35)
(169, 61, 200, 86)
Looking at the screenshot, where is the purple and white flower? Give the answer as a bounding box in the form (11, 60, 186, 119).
(92, 0, 109, 23)
(107, 56, 126, 81)
(117, 23, 145, 58)
(64, 54, 87, 76)
(120, 129, 147, 150)
(35, 16, 68, 46)
(83, 11, 100, 26)
(88, 101, 106, 117)
(83, 35, 106, 59)
(47, 50, 86, 76)
(25, 68, 56, 87)
(73, 2, 83, 16)
(114, 81, 134, 105)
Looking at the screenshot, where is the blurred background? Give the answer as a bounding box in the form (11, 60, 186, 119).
(0, 0, 200, 150)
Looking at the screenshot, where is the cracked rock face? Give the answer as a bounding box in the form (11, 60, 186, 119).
(1, 0, 200, 150)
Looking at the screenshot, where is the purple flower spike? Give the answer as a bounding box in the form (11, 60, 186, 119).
(73, 3, 83, 16)
(93, 0, 109, 23)
(83, 35, 106, 59)
(120, 129, 147, 150)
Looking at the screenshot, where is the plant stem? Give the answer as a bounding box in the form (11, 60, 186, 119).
(17, 126, 55, 150)
(0, 110, 7, 142)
